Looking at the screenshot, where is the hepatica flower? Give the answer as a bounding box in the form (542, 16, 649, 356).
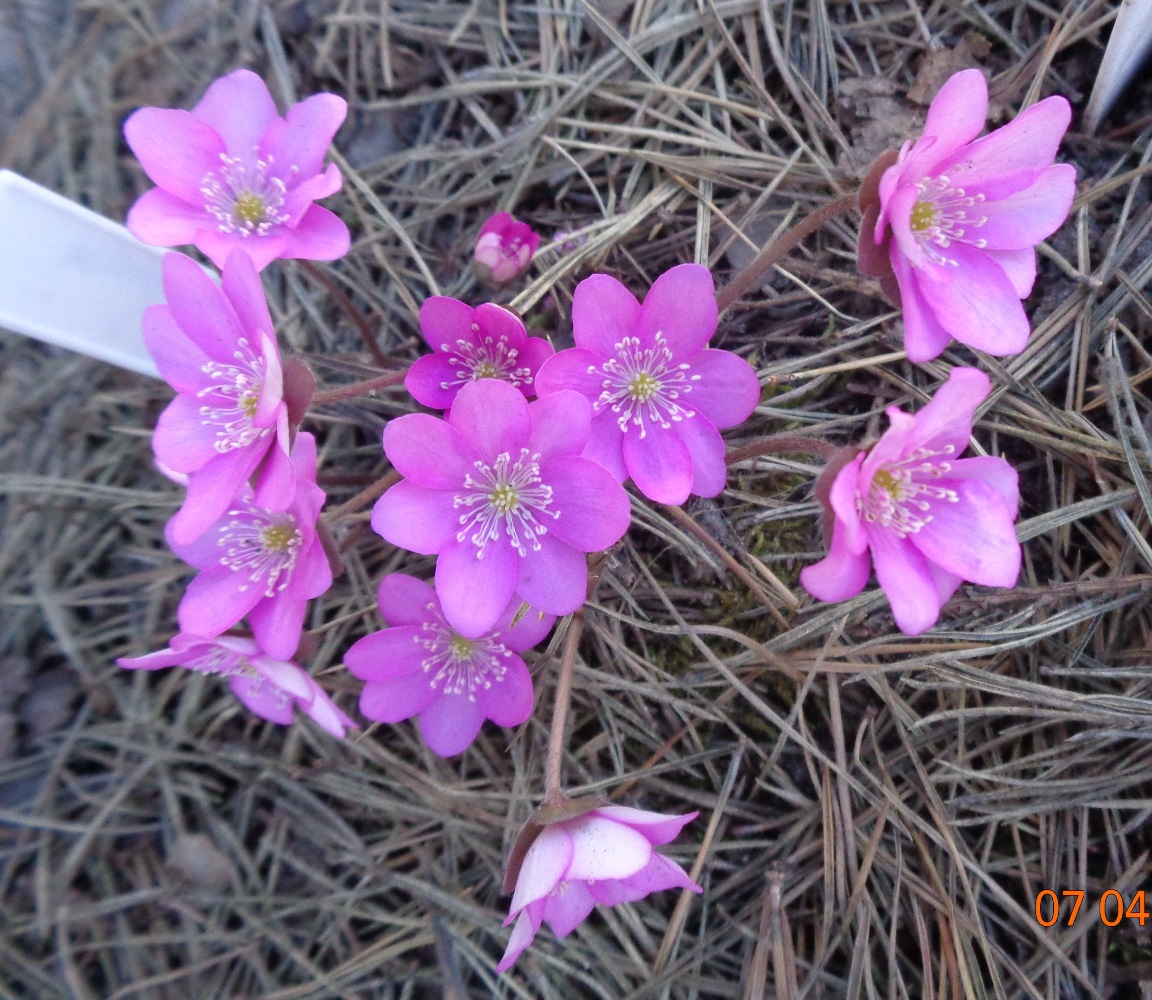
(800, 367, 1021, 635)
(168, 432, 332, 660)
(535, 264, 760, 505)
(147, 250, 294, 545)
(124, 69, 349, 270)
(473, 211, 540, 285)
(404, 297, 553, 412)
(118, 633, 355, 736)
(345, 574, 554, 756)
(372, 380, 630, 638)
(497, 804, 701, 972)
(866, 69, 1075, 362)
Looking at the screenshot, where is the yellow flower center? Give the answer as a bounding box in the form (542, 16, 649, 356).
(909, 200, 938, 232)
(473, 361, 499, 379)
(449, 635, 475, 660)
(872, 468, 899, 496)
(233, 191, 267, 226)
(239, 389, 259, 419)
(628, 372, 659, 402)
(489, 483, 519, 512)
(260, 524, 298, 551)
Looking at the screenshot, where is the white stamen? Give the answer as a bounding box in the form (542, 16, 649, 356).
(438, 336, 533, 389)
(593, 330, 698, 438)
(453, 449, 558, 558)
(910, 175, 988, 266)
(860, 444, 959, 537)
(414, 604, 512, 700)
(201, 150, 292, 236)
(198, 336, 270, 452)
(217, 507, 303, 596)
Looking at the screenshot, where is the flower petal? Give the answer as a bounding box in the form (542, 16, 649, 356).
(868, 528, 942, 636)
(193, 229, 288, 272)
(673, 415, 727, 499)
(496, 910, 539, 973)
(564, 815, 652, 881)
(344, 626, 426, 681)
(890, 249, 955, 363)
(623, 423, 694, 504)
(476, 654, 534, 728)
(515, 533, 588, 616)
(582, 412, 627, 483)
(161, 252, 245, 362)
(448, 380, 531, 463)
(533, 347, 605, 401)
(944, 456, 1020, 510)
(267, 92, 346, 179)
(919, 69, 988, 165)
(436, 536, 519, 638)
(590, 806, 698, 846)
(419, 296, 480, 350)
(900, 366, 989, 457)
(152, 395, 227, 474)
(126, 188, 208, 247)
(571, 273, 641, 357)
(587, 853, 701, 906)
(220, 248, 276, 341)
(371, 481, 458, 555)
(977, 164, 1076, 250)
(682, 349, 761, 429)
(248, 587, 309, 660)
(360, 671, 438, 723)
(910, 480, 1021, 588)
(634, 263, 717, 357)
(495, 597, 556, 652)
(510, 825, 574, 913)
(405, 352, 464, 411)
(193, 69, 279, 152)
(282, 203, 350, 262)
(543, 880, 597, 938)
(418, 692, 485, 757)
(383, 414, 474, 489)
(177, 566, 263, 638)
(542, 456, 631, 551)
(376, 574, 439, 628)
(168, 445, 267, 546)
(983, 248, 1036, 298)
(474, 302, 528, 348)
(528, 390, 592, 459)
(800, 516, 872, 603)
(229, 673, 295, 725)
(124, 108, 225, 205)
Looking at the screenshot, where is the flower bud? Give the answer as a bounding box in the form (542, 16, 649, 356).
(472, 212, 539, 285)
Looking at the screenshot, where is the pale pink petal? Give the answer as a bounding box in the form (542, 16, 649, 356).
(509, 825, 574, 912)
(376, 574, 438, 628)
(543, 880, 597, 938)
(266, 92, 347, 179)
(910, 480, 1021, 588)
(868, 528, 941, 636)
(533, 348, 605, 401)
(496, 910, 539, 973)
(983, 248, 1036, 298)
(116, 646, 192, 670)
(828, 453, 867, 554)
(516, 533, 588, 616)
(280, 204, 350, 262)
(800, 516, 872, 603)
(590, 806, 699, 846)
(343, 626, 426, 681)
(418, 693, 486, 757)
(929, 563, 963, 606)
(301, 679, 357, 737)
(193, 69, 279, 152)
(978, 164, 1076, 250)
(161, 253, 244, 362)
(582, 412, 627, 483)
(371, 481, 458, 555)
(916, 244, 1030, 355)
(220, 248, 275, 341)
(900, 366, 989, 457)
(682, 349, 761, 429)
(496, 601, 556, 652)
(177, 565, 263, 637)
(229, 674, 295, 724)
(476, 654, 534, 727)
(382, 414, 474, 489)
(564, 814, 652, 881)
(249, 656, 313, 701)
(127, 188, 208, 247)
(420, 296, 480, 350)
(193, 229, 289, 272)
(634, 263, 717, 357)
(944, 456, 1019, 509)
(448, 380, 531, 463)
(673, 415, 727, 498)
(623, 423, 693, 504)
(887, 184, 931, 270)
(124, 107, 225, 204)
(541, 456, 631, 551)
(924, 69, 987, 146)
(152, 395, 227, 473)
(248, 592, 310, 662)
(405, 353, 466, 410)
(252, 332, 284, 428)
(167, 445, 267, 546)
(359, 671, 438, 723)
(527, 391, 591, 459)
(252, 429, 295, 511)
(890, 249, 955, 363)
(571, 273, 642, 357)
(588, 853, 701, 906)
(436, 536, 519, 638)
(279, 162, 344, 223)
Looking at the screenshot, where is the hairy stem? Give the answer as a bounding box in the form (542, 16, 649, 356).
(543, 609, 584, 804)
(726, 434, 843, 466)
(322, 469, 400, 522)
(311, 369, 409, 405)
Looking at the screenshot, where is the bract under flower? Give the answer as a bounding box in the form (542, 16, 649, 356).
(371, 379, 630, 638)
(800, 367, 1021, 635)
(497, 804, 701, 972)
(868, 69, 1075, 361)
(473, 212, 540, 285)
(534, 263, 760, 505)
(124, 69, 349, 270)
(345, 574, 553, 756)
(117, 633, 355, 736)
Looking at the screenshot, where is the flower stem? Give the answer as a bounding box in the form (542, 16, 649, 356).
(322, 469, 401, 521)
(726, 434, 843, 466)
(311, 369, 409, 405)
(715, 194, 857, 313)
(543, 608, 584, 805)
(298, 261, 395, 369)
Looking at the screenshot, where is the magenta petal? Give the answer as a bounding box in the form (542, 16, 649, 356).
(916, 244, 1030, 356)
(516, 534, 588, 616)
(496, 600, 556, 652)
(829, 454, 867, 554)
(930, 563, 963, 606)
(674, 416, 727, 499)
(168, 445, 266, 546)
(124, 108, 225, 204)
(193, 69, 279, 152)
(944, 456, 1020, 510)
(800, 516, 871, 603)
(588, 853, 701, 906)
(518, 337, 555, 390)
(253, 431, 295, 512)
(230, 674, 295, 724)
(448, 381, 531, 462)
(591, 806, 698, 846)
(162, 253, 245, 362)
(623, 423, 693, 504)
(418, 693, 486, 757)
(901, 366, 989, 457)
(419, 296, 480, 350)
(281, 163, 343, 221)
(194, 230, 288, 272)
(116, 646, 191, 671)
(436, 536, 519, 639)
(910, 480, 1021, 588)
(868, 528, 941, 636)
(542, 457, 631, 551)
(281, 205, 350, 262)
(127, 188, 208, 247)
(543, 880, 597, 938)
(178, 566, 263, 638)
(984, 248, 1036, 298)
(344, 626, 426, 681)
(571, 273, 642, 357)
(476, 654, 534, 727)
(360, 671, 438, 723)
(890, 249, 955, 363)
(405, 353, 465, 410)
(582, 412, 627, 483)
(496, 910, 538, 973)
(152, 395, 225, 473)
(474, 302, 528, 348)
(376, 574, 438, 628)
(527, 391, 592, 459)
(921, 69, 988, 162)
(533, 348, 604, 401)
(683, 349, 761, 429)
(272, 92, 347, 178)
(978, 164, 1076, 250)
(634, 263, 717, 357)
(383, 414, 474, 489)
(248, 591, 309, 661)
(220, 248, 275, 340)
(510, 826, 573, 912)
(371, 481, 458, 555)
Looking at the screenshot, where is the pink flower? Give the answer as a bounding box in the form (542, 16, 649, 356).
(147, 250, 295, 545)
(404, 297, 554, 412)
(117, 633, 356, 737)
(167, 431, 332, 659)
(868, 69, 1075, 362)
(800, 367, 1021, 635)
(534, 264, 760, 505)
(497, 803, 701, 972)
(371, 379, 630, 638)
(473, 212, 540, 284)
(345, 574, 554, 756)
(124, 69, 349, 271)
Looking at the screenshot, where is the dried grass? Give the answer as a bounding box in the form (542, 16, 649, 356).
(2, 0, 1152, 997)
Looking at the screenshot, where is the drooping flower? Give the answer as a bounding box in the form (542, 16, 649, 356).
(404, 297, 554, 413)
(800, 367, 1021, 635)
(147, 250, 295, 545)
(345, 574, 554, 756)
(534, 264, 761, 505)
(473, 212, 540, 285)
(497, 802, 702, 972)
(124, 69, 349, 271)
(864, 69, 1075, 362)
(117, 633, 355, 737)
(168, 431, 332, 660)
(371, 379, 630, 638)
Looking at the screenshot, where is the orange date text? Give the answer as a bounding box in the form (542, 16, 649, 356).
(1034, 889, 1149, 927)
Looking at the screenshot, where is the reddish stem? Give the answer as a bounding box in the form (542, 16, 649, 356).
(726, 435, 842, 466)
(311, 368, 409, 405)
(543, 609, 584, 805)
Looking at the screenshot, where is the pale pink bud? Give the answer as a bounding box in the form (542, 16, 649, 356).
(472, 212, 539, 285)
